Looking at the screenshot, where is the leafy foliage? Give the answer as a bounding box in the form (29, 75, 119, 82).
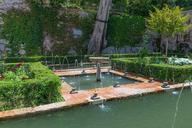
(3, 65, 30, 81)
(147, 5, 190, 36)
(113, 0, 192, 16)
(112, 0, 176, 16)
(112, 57, 192, 83)
(107, 15, 145, 47)
(1, 10, 43, 56)
(147, 5, 191, 56)
(0, 63, 63, 111)
(176, 0, 192, 8)
(1, 0, 192, 56)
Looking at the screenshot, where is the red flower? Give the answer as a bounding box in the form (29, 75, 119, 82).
(16, 63, 22, 68)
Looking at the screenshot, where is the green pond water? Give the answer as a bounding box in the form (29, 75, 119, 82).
(0, 89, 192, 128)
(62, 73, 139, 90)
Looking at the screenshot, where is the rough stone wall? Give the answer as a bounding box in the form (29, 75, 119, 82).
(0, 0, 28, 56)
(0, 0, 28, 13)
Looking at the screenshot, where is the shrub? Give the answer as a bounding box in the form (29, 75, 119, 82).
(2, 55, 91, 63)
(107, 15, 146, 47)
(112, 57, 192, 83)
(108, 53, 162, 59)
(1, 10, 43, 56)
(0, 62, 63, 111)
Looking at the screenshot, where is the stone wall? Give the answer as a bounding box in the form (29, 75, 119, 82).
(0, 0, 28, 57)
(0, 0, 28, 13)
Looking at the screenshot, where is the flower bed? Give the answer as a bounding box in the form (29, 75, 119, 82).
(0, 62, 63, 111)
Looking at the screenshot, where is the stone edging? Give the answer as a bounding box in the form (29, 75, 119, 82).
(0, 82, 189, 121)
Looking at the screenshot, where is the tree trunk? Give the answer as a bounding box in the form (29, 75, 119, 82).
(88, 0, 112, 54)
(165, 37, 169, 57)
(161, 35, 169, 57)
(160, 34, 164, 53)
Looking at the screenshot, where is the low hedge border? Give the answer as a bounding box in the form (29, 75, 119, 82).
(0, 62, 63, 111)
(112, 57, 192, 83)
(106, 53, 162, 58)
(0, 53, 162, 63)
(2, 55, 92, 64)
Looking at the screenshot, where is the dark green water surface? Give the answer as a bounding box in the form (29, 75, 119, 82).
(0, 89, 192, 128)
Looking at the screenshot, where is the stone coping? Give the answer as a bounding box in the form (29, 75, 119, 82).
(0, 82, 189, 121)
(54, 68, 149, 83)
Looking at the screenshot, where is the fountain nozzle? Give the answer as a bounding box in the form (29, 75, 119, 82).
(81, 70, 86, 74)
(148, 77, 154, 83)
(113, 83, 120, 88)
(70, 88, 78, 94)
(124, 72, 128, 76)
(161, 82, 170, 88)
(90, 93, 100, 100)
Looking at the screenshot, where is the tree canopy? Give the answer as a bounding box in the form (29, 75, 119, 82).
(147, 5, 190, 36)
(147, 5, 191, 56)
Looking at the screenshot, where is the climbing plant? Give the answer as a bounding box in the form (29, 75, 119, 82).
(107, 15, 145, 48)
(1, 0, 191, 56)
(1, 10, 43, 56)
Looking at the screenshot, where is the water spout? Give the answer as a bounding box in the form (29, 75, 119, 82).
(190, 85, 192, 93)
(171, 82, 185, 128)
(61, 56, 70, 69)
(75, 59, 78, 69)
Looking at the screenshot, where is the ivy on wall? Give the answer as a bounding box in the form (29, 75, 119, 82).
(1, 1, 95, 56)
(1, 10, 43, 56)
(1, 0, 191, 56)
(51, 11, 95, 55)
(107, 15, 145, 48)
(112, 0, 192, 16)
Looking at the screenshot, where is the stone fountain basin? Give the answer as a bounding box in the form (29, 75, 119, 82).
(61, 72, 141, 90)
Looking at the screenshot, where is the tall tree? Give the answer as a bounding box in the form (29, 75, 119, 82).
(147, 5, 191, 56)
(88, 0, 112, 54)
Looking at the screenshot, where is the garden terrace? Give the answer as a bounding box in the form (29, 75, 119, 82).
(0, 62, 63, 111)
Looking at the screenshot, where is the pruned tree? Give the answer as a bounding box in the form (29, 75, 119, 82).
(88, 0, 112, 54)
(147, 5, 191, 56)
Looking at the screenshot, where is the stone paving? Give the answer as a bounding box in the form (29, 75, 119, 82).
(0, 68, 189, 120)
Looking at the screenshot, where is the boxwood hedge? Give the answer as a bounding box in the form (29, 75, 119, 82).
(1, 53, 161, 63)
(1, 55, 93, 64)
(112, 57, 192, 83)
(0, 62, 63, 111)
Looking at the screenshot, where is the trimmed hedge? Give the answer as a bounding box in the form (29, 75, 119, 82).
(0, 62, 63, 111)
(2, 55, 93, 64)
(107, 53, 162, 59)
(1, 53, 161, 63)
(112, 57, 192, 83)
(107, 15, 146, 47)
